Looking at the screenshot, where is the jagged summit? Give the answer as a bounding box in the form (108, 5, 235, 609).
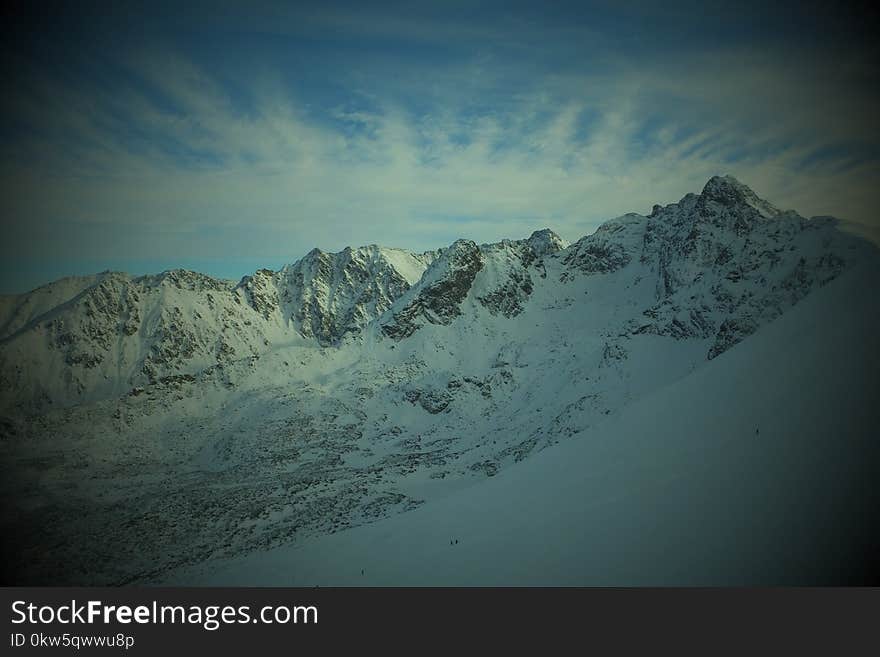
(526, 228, 568, 256)
(701, 174, 748, 196)
(700, 175, 781, 218)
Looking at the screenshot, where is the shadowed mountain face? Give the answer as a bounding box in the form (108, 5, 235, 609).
(1, 177, 878, 585)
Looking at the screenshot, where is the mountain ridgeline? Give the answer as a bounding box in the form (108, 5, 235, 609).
(2, 175, 879, 586)
(0, 176, 870, 415)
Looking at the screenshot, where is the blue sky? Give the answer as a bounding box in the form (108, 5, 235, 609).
(1, 0, 878, 292)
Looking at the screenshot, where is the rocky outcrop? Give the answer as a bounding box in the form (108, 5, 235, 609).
(0, 269, 278, 412)
(243, 245, 436, 344)
(381, 240, 484, 339)
(561, 215, 642, 280)
(476, 230, 567, 318)
(526, 228, 568, 258)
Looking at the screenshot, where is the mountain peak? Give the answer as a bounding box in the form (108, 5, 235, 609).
(702, 174, 749, 195)
(527, 228, 568, 256)
(700, 175, 780, 218)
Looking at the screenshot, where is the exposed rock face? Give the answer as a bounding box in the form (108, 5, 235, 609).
(559, 176, 867, 359)
(699, 174, 781, 219)
(561, 216, 639, 278)
(0, 269, 273, 410)
(476, 267, 534, 318)
(264, 245, 436, 344)
(526, 228, 568, 258)
(648, 183, 856, 359)
(476, 229, 567, 318)
(236, 269, 279, 321)
(404, 388, 452, 414)
(381, 240, 484, 339)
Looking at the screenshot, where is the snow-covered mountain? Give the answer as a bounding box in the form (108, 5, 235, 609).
(168, 256, 880, 585)
(0, 245, 437, 411)
(1, 176, 877, 585)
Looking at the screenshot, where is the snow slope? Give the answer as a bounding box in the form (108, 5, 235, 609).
(167, 259, 880, 585)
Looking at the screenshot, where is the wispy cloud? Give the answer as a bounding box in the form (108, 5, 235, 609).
(1, 1, 878, 292)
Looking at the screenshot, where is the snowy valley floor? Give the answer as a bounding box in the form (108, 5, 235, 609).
(163, 261, 880, 586)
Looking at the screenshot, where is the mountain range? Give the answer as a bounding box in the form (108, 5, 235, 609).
(1, 175, 878, 585)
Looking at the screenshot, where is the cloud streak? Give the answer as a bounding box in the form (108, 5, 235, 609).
(1, 2, 878, 292)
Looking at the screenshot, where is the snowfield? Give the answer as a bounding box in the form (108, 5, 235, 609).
(166, 259, 880, 585)
(1, 176, 878, 585)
